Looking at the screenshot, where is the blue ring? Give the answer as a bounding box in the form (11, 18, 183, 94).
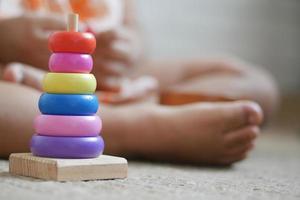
(39, 93, 99, 115)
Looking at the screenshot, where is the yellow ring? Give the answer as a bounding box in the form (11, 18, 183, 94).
(43, 73, 97, 94)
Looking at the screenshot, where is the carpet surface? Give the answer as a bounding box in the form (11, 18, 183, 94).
(1, 131, 300, 200)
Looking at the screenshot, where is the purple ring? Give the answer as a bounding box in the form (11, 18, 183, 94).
(30, 135, 104, 158)
(49, 53, 93, 73)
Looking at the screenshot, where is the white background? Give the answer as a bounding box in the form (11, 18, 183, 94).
(136, 0, 300, 94)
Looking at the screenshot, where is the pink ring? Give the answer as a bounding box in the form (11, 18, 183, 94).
(49, 53, 93, 73)
(34, 115, 102, 137)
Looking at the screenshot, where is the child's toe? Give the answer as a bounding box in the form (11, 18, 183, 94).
(217, 101, 263, 133)
(224, 125, 260, 148)
(241, 101, 264, 125)
(224, 142, 254, 157)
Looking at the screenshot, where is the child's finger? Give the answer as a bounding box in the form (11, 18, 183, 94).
(3, 63, 46, 91)
(112, 40, 137, 64)
(95, 30, 118, 46)
(97, 41, 133, 67)
(93, 59, 127, 77)
(114, 26, 138, 42)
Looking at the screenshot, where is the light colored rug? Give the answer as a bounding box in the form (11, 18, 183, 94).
(1, 130, 300, 200)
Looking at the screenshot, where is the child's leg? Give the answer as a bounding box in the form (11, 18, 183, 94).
(136, 58, 279, 120)
(0, 62, 263, 165)
(0, 84, 262, 165)
(0, 81, 39, 157)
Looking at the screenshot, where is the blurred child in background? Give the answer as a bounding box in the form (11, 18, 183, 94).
(0, 0, 278, 165)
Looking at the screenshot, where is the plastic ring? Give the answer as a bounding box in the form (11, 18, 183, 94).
(31, 135, 104, 158)
(39, 93, 99, 115)
(43, 73, 96, 94)
(49, 31, 96, 54)
(49, 53, 93, 73)
(34, 115, 102, 137)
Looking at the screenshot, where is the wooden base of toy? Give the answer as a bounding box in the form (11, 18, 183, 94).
(9, 153, 128, 181)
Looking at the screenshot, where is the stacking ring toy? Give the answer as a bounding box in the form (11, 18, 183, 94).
(49, 53, 93, 73)
(39, 93, 99, 115)
(49, 32, 96, 54)
(34, 115, 101, 137)
(31, 135, 104, 158)
(43, 73, 96, 94)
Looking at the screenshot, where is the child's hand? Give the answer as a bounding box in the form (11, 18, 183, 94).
(92, 25, 142, 90)
(0, 15, 64, 68)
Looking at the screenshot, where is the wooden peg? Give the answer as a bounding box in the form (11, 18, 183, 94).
(67, 13, 79, 32)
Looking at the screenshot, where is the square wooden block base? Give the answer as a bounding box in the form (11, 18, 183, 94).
(9, 153, 128, 181)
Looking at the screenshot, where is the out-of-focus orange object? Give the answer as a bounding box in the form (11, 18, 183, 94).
(47, 0, 64, 13)
(20, 0, 108, 21)
(160, 91, 236, 105)
(69, 0, 108, 21)
(22, 0, 43, 11)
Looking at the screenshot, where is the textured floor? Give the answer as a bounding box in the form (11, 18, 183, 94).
(1, 130, 300, 200)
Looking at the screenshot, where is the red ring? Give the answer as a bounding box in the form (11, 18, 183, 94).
(49, 31, 96, 54)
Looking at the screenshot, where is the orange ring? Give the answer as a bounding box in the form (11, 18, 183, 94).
(48, 31, 96, 54)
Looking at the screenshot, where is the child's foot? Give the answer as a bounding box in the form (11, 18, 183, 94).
(123, 101, 263, 165)
(2, 63, 45, 90)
